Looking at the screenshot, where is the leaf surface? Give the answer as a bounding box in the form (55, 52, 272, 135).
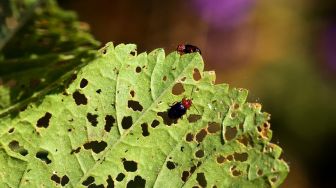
(0, 43, 288, 188)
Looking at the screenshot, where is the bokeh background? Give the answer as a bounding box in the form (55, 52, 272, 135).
(57, 0, 336, 187)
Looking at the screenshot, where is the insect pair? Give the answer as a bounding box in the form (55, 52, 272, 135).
(168, 44, 201, 120)
(128, 45, 200, 120)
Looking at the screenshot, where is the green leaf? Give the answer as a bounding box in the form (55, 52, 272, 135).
(0, 0, 99, 112)
(0, 43, 288, 187)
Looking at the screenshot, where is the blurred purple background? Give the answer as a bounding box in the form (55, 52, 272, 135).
(193, 0, 255, 29)
(321, 24, 336, 72)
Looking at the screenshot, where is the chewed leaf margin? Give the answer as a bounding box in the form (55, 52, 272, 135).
(0, 42, 289, 188)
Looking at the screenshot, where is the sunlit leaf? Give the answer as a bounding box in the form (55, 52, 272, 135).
(0, 43, 288, 187)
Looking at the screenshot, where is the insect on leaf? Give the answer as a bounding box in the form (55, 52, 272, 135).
(0, 43, 289, 187)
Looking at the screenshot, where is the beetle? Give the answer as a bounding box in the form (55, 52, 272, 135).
(176, 44, 201, 54)
(168, 98, 192, 119)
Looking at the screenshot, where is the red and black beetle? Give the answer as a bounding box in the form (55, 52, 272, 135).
(168, 98, 192, 119)
(176, 44, 201, 55)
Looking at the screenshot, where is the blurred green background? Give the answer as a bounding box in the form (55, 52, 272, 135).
(57, 0, 336, 187)
(3, 0, 335, 187)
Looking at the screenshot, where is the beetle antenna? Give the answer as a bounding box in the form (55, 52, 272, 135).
(192, 105, 200, 114)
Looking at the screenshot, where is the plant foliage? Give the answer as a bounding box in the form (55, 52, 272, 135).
(0, 1, 289, 188)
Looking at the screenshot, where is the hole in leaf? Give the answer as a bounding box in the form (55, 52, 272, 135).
(257, 169, 263, 176)
(123, 159, 138, 172)
(130, 90, 135, 97)
(102, 48, 107, 54)
(126, 176, 146, 188)
(233, 152, 248, 162)
(37, 112, 52, 128)
(106, 175, 114, 188)
(80, 78, 88, 88)
(227, 155, 234, 161)
(263, 122, 270, 129)
(87, 113, 98, 127)
(166, 161, 176, 170)
(83, 141, 107, 154)
(61, 175, 69, 186)
(195, 150, 204, 158)
(116, 173, 125, 182)
(195, 129, 207, 143)
(51, 174, 61, 184)
(151, 120, 160, 128)
(105, 115, 115, 132)
(8, 140, 28, 156)
(270, 176, 278, 183)
(8, 128, 14, 133)
(172, 83, 185, 95)
(237, 135, 250, 146)
(216, 155, 226, 164)
(196, 173, 207, 187)
(187, 114, 201, 123)
(207, 122, 221, 133)
(73, 91, 87, 105)
(36, 150, 51, 164)
(230, 112, 237, 118)
(193, 68, 202, 81)
(186, 133, 194, 142)
(181, 171, 190, 182)
(190, 165, 197, 173)
(96, 89, 102, 94)
(157, 112, 177, 126)
(135, 66, 141, 73)
(82, 176, 95, 186)
(141, 123, 149, 137)
(121, 116, 133, 129)
(70, 147, 81, 154)
(230, 165, 242, 177)
(128, 100, 143, 111)
(224, 126, 237, 141)
(232, 169, 241, 176)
